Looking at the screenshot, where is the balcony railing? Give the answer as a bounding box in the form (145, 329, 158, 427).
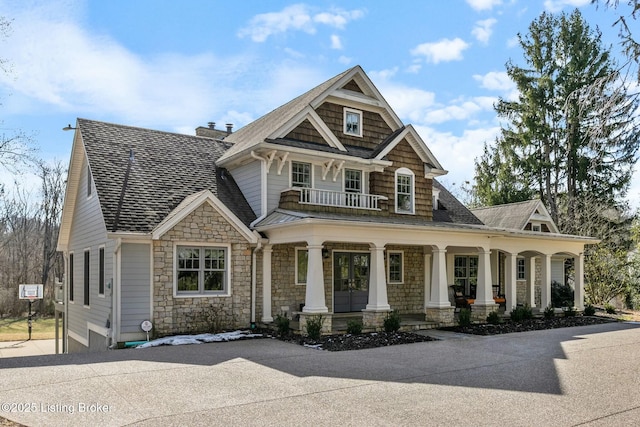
(298, 188, 387, 210)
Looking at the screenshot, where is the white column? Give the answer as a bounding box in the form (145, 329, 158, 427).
(424, 252, 432, 309)
(366, 244, 390, 311)
(303, 244, 328, 313)
(540, 254, 552, 309)
(427, 247, 450, 307)
(505, 252, 517, 310)
(574, 253, 585, 310)
(526, 256, 536, 307)
(475, 249, 494, 305)
(261, 245, 273, 323)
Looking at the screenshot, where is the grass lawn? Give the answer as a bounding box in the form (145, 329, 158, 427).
(0, 316, 58, 341)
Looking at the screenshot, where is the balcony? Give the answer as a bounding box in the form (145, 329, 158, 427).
(296, 188, 388, 211)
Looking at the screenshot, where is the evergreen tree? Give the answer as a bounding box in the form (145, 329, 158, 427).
(473, 9, 639, 245)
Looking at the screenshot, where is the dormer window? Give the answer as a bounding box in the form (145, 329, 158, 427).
(531, 222, 541, 232)
(344, 108, 362, 137)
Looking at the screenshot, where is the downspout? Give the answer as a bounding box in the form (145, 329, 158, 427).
(251, 234, 263, 327)
(109, 238, 122, 349)
(250, 151, 269, 228)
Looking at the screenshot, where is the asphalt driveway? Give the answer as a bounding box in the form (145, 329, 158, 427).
(1, 322, 639, 426)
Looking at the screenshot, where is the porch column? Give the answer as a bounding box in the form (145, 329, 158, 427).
(574, 253, 585, 310)
(526, 256, 536, 307)
(427, 247, 450, 307)
(261, 245, 273, 323)
(366, 244, 390, 311)
(540, 254, 552, 309)
(423, 252, 432, 309)
(475, 249, 494, 305)
(303, 244, 328, 313)
(505, 252, 517, 311)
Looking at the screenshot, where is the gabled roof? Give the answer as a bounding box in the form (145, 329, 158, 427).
(432, 180, 483, 225)
(471, 199, 559, 233)
(60, 119, 256, 241)
(218, 65, 405, 165)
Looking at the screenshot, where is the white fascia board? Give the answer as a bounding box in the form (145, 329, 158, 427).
(259, 142, 392, 170)
(106, 232, 152, 242)
(269, 106, 347, 152)
(527, 201, 559, 233)
(57, 125, 84, 251)
(151, 190, 258, 244)
(374, 125, 445, 174)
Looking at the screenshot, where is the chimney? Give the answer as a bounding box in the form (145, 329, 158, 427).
(208, 122, 216, 129)
(196, 121, 228, 139)
(226, 123, 233, 134)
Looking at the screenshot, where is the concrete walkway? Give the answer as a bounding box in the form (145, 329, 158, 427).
(0, 339, 57, 358)
(1, 322, 639, 426)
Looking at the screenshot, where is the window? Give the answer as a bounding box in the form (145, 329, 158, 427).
(291, 161, 311, 188)
(87, 165, 92, 197)
(84, 249, 90, 306)
(454, 256, 478, 297)
(176, 246, 228, 295)
(69, 253, 74, 302)
(344, 169, 362, 207)
(517, 258, 526, 280)
(387, 251, 404, 283)
(99, 247, 105, 295)
(395, 168, 415, 214)
(296, 248, 308, 285)
(344, 108, 362, 137)
(531, 223, 541, 232)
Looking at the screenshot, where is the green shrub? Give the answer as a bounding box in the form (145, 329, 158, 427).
(458, 308, 472, 326)
(543, 305, 555, 319)
(486, 311, 502, 325)
(551, 281, 574, 308)
(275, 314, 290, 336)
(583, 304, 596, 316)
(383, 310, 401, 332)
(304, 315, 323, 340)
(604, 303, 616, 314)
(510, 304, 533, 322)
(346, 319, 363, 335)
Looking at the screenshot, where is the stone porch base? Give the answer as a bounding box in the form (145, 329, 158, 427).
(362, 310, 392, 331)
(470, 303, 499, 322)
(298, 313, 332, 335)
(425, 306, 455, 327)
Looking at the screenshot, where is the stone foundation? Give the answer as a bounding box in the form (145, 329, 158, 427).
(299, 313, 332, 335)
(470, 303, 499, 322)
(362, 310, 391, 330)
(425, 306, 455, 326)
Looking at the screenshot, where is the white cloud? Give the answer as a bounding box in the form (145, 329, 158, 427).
(473, 71, 518, 101)
(472, 18, 497, 44)
(416, 125, 501, 187)
(406, 64, 422, 74)
(238, 4, 365, 42)
(338, 55, 352, 65)
(466, 0, 503, 11)
(410, 38, 469, 64)
(544, 0, 590, 13)
(330, 34, 343, 49)
(507, 36, 519, 48)
(313, 9, 365, 29)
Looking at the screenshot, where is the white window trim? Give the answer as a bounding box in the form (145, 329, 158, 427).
(343, 107, 363, 137)
(173, 242, 232, 298)
(531, 222, 542, 232)
(69, 251, 75, 304)
(98, 245, 105, 296)
(517, 257, 526, 280)
(387, 250, 404, 284)
(295, 247, 308, 286)
(342, 168, 363, 193)
(83, 248, 90, 308)
(289, 160, 314, 188)
(395, 167, 415, 214)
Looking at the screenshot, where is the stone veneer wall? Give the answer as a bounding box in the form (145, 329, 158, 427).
(385, 245, 425, 313)
(153, 202, 253, 336)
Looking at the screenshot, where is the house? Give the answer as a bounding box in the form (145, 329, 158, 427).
(57, 66, 598, 352)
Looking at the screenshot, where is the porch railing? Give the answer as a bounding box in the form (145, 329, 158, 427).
(298, 188, 387, 210)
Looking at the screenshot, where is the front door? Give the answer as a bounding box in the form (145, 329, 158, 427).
(334, 252, 370, 313)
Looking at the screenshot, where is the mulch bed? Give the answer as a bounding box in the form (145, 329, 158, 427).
(441, 315, 615, 336)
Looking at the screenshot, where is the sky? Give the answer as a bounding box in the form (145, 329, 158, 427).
(0, 0, 636, 207)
